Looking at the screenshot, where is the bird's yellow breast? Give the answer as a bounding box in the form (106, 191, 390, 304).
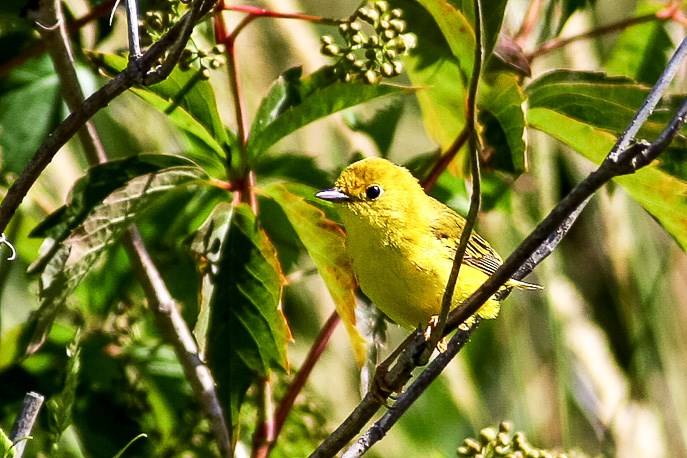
(341, 210, 498, 329)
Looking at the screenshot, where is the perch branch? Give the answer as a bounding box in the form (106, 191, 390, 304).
(311, 31, 687, 458)
(9, 391, 45, 458)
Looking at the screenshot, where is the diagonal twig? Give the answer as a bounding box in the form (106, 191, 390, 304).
(0, 0, 217, 235)
(311, 29, 687, 458)
(29, 0, 231, 455)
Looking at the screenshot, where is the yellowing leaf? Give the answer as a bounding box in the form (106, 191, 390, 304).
(262, 183, 366, 366)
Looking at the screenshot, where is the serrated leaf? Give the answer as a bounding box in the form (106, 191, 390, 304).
(528, 107, 687, 252)
(22, 164, 208, 356)
(262, 183, 366, 366)
(87, 52, 229, 176)
(246, 67, 413, 161)
(201, 204, 290, 433)
(477, 72, 527, 173)
(605, 2, 672, 85)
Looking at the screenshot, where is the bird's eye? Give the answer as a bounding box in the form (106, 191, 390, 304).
(365, 185, 383, 200)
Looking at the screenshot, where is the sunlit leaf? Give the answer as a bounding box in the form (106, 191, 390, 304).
(477, 72, 527, 173)
(87, 52, 228, 176)
(0, 426, 13, 458)
(262, 183, 366, 366)
(22, 164, 208, 355)
(528, 107, 687, 252)
(246, 67, 413, 162)
(398, 0, 473, 150)
(199, 204, 290, 433)
(452, 0, 507, 59)
(186, 202, 233, 355)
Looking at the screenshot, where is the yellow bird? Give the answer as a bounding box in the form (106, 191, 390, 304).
(316, 157, 540, 329)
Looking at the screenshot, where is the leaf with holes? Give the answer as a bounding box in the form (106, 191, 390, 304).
(22, 163, 208, 356)
(262, 182, 366, 365)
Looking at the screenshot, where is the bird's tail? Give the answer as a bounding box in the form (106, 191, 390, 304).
(507, 278, 543, 290)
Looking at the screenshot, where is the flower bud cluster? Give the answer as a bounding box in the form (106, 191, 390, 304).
(456, 422, 587, 458)
(179, 45, 227, 78)
(320, 1, 416, 83)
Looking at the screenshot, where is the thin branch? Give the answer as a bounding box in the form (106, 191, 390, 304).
(27, 0, 232, 455)
(125, 0, 143, 59)
(124, 229, 232, 456)
(33, 0, 108, 165)
(311, 32, 687, 458)
(421, 126, 469, 191)
(0, 0, 217, 235)
(526, 5, 678, 61)
(220, 3, 339, 25)
(342, 320, 478, 458)
(269, 313, 340, 448)
(9, 391, 45, 458)
(430, 0, 484, 347)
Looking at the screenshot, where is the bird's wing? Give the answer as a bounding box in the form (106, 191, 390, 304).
(430, 204, 503, 277)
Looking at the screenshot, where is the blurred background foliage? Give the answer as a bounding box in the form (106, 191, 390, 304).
(1, 0, 687, 457)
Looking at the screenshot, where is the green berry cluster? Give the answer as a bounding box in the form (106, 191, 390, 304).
(140, 0, 183, 45)
(320, 1, 416, 83)
(179, 45, 227, 79)
(457, 422, 588, 458)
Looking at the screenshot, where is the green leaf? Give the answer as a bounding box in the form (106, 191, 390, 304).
(0, 55, 62, 175)
(87, 52, 229, 176)
(47, 333, 81, 448)
(526, 70, 686, 149)
(477, 72, 527, 173)
(186, 202, 233, 355)
(200, 204, 289, 433)
(246, 67, 413, 160)
(22, 163, 208, 356)
(262, 183, 366, 365)
(605, 2, 672, 85)
(0, 426, 14, 458)
(528, 107, 687, 252)
(343, 99, 405, 158)
(30, 155, 196, 241)
(453, 0, 507, 60)
(396, 0, 473, 158)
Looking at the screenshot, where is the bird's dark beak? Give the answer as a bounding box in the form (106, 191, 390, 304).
(315, 188, 350, 203)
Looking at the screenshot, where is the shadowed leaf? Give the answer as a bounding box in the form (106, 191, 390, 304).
(197, 204, 290, 434)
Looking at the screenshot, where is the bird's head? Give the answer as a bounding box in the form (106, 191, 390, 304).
(316, 157, 424, 231)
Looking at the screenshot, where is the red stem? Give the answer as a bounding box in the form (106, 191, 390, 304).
(274, 314, 340, 443)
